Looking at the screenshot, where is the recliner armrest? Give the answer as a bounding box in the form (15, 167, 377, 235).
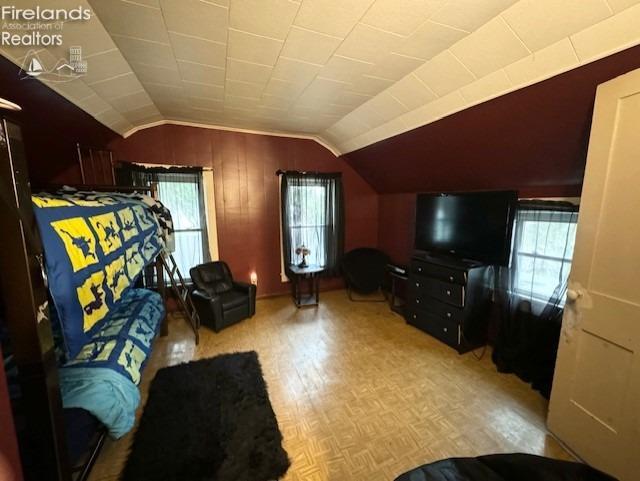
(232, 281, 256, 317)
(191, 289, 224, 332)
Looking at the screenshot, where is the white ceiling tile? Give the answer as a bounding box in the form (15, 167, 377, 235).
(228, 29, 283, 66)
(366, 53, 424, 81)
(169, 33, 226, 68)
(90, 73, 144, 99)
(229, 0, 299, 40)
(280, 27, 342, 65)
(109, 90, 155, 112)
(318, 55, 373, 82)
(414, 50, 475, 96)
(394, 20, 468, 60)
(606, 0, 640, 13)
(80, 49, 132, 85)
(361, 0, 446, 36)
(460, 69, 512, 105)
(189, 97, 225, 111)
(570, 4, 640, 63)
(294, 0, 374, 37)
(387, 74, 437, 111)
(225, 95, 261, 109)
(227, 58, 273, 84)
(111, 35, 177, 70)
(182, 80, 224, 100)
(121, 105, 163, 124)
(129, 62, 183, 85)
(76, 94, 113, 114)
(261, 94, 296, 109)
(334, 90, 373, 108)
(160, 0, 228, 43)
(89, 0, 170, 43)
(271, 57, 322, 84)
(336, 24, 405, 63)
(365, 91, 408, 122)
(401, 90, 466, 129)
(502, 0, 613, 51)
(49, 19, 116, 59)
(177, 60, 225, 86)
(505, 38, 579, 87)
(52, 79, 96, 103)
(264, 78, 299, 97)
(225, 79, 265, 98)
(430, 0, 518, 32)
(450, 17, 530, 78)
(297, 77, 350, 105)
(350, 74, 395, 95)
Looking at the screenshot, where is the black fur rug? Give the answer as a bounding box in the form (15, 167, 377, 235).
(122, 352, 290, 481)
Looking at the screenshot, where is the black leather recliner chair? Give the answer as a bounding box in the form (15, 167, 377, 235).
(189, 261, 256, 333)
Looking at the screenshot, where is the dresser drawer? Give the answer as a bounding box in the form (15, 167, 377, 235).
(411, 260, 467, 285)
(409, 277, 465, 307)
(407, 309, 460, 348)
(416, 297, 464, 324)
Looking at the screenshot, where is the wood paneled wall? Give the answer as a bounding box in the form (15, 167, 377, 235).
(110, 125, 379, 297)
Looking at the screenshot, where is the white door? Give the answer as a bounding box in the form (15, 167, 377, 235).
(547, 67, 640, 481)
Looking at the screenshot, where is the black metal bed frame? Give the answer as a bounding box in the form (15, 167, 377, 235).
(0, 115, 167, 481)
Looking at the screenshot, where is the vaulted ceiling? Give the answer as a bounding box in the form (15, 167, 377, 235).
(2, 0, 639, 155)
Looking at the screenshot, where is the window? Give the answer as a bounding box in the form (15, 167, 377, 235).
(511, 208, 578, 305)
(287, 182, 330, 266)
(280, 173, 344, 275)
(118, 165, 212, 281)
(155, 172, 210, 280)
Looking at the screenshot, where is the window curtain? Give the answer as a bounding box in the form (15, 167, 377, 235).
(492, 200, 578, 398)
(280, 172, 344, 277)
(116, 163, 211, 279)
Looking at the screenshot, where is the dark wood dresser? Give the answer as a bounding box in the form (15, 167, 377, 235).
(406, 254, 492, 353)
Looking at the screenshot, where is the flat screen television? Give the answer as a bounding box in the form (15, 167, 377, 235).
(414, 190, 517, 266)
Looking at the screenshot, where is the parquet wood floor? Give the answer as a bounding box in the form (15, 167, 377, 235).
(88, 290, 572, 481)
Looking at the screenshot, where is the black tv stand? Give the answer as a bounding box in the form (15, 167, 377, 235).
(406, 253, 492, 353)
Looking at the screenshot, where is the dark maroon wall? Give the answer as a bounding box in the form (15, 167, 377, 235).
(355, 45, 640, 264)
(0, 56, 118, 185)
(110, 124, 379, 297)
(344, 44, 640, 196)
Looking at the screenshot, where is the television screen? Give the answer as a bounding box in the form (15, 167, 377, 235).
(414, 191, 517, 265)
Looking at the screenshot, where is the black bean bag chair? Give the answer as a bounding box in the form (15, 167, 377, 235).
(394, 453, 616, 481)
(341, 248, 390, 301)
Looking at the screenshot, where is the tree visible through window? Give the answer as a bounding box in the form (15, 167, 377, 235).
(511, 209, 578, 306)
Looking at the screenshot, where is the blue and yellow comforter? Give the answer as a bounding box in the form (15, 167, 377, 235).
(32, 192, 168, 437)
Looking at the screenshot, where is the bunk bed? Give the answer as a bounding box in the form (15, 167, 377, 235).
(0, 115, 172, 481)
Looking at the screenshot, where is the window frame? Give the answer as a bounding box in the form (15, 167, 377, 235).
(511, 208, 578, 304)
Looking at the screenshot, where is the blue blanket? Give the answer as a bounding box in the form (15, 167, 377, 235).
(32, 193, 164, 359)
(60, 288, 165, 437)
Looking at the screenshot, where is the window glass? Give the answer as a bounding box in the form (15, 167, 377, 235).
(287, 184, 327, 267)
(512, 211, 577, 304)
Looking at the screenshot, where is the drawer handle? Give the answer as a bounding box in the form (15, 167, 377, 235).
(417, 267, 422, 272)
(416, 299, 420, 304)
(443, 327, 448, 333)
(446, 312, 452, 318)
(412, 314, 417, 319)
(449, 275, 454, 282)
(446, 290, 451, 296)
(415, 282, 420, 287)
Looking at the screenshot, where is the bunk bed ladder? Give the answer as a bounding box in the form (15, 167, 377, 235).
(160, 252, 200, 344)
